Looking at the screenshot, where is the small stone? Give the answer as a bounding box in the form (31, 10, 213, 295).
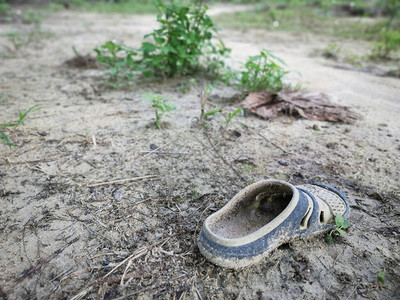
(112, 189, 124, 201)
(37, 131, 48, 136)
(278, 159, 289, 166)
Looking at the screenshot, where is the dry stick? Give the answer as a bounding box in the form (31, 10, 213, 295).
(133, 198, 152, 206)
(141, 140, 172, 158)
(330, 245, 347, 268)
(87, 175, 158, 187)
(91, 135, 97, 148)
(103, 234, 175, 279)
(254, 130, 287, 154)
(344, 282, 361, 300)
(71, 235, 176, 300)
(139, 151, 189, 155)
(0, 156, 63, 166)
(204, 134, 248, 183)
(15, 236, 80, 283)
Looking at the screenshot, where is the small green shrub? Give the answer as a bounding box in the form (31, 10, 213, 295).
(142, 94, 176, 129)
(0, 0, 9, 15)
(0, 105, 42, 147)
(94, 41, 137, 87)
(322, 43, 341, 60)
(138, 0, 228, 78)
(378, 267, 386, 284)
(371, 30, 400, 59)
(326, 214, 350, 244)
(94, 0, 230, 85)
(239, 49, 288, 92)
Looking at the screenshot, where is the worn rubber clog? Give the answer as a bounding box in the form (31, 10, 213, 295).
(198, 180, 350, 268)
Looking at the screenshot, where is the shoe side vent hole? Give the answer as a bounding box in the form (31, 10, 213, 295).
(300, 206, 312, 230)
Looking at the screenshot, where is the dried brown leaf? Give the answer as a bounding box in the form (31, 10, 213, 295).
(241, 89, 359, 124)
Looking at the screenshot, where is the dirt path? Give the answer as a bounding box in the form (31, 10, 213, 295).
(0, 8, 399, 300)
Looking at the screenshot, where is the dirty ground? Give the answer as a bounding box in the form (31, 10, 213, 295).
(0, 6, 399, 300)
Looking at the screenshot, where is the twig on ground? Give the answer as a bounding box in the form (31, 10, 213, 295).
(344, 282, 361, 300)
(141, 140, 171, 158)
(15, 236, 80, 283)
(331, 246, 347, 268)
(133, 198, 152, 206)
(254, 130, 287, 154)
(193, 286, 203, 300)
(0, 156, 63, 165)
(71, 234, 177, 300)
(139, 150, 189, 155)
(103, 235, 175, 279)
(204, 134, 248, 183)
(92, 135, 97, 148)
(87, 175, 158, 187)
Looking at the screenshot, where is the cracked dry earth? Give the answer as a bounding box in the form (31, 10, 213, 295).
(0, 7, 399, 300)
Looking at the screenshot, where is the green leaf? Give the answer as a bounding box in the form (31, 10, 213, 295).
(378, 268, 386, 284)
(227, 108, 243, 122)
(248, 55, 261, 63)
(163, 102, 176, 111)
(335, 214, 344, 227)
(0, 129, 15, 147)
(342, 219, 350, 229)
(140, 42, 157, 53)
(203, 107, 222, 118)
(326, 234, 334, 245)
(336, 228, 346, 236)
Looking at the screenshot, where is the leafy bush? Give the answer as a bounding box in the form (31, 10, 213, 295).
(371, 30, 400, 59)
(94, 41, 137, 87)
(239, 49, 287, 92)
(0, 0, 9, 15)
(95, 0, 229, 85)
(138, 0, 228, 78)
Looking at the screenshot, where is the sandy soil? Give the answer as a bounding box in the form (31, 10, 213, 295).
(0, 6, 399, 300)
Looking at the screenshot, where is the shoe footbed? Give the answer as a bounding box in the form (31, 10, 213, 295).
(208, 184, 293, 239)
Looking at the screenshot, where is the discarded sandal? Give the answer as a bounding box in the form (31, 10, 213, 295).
(198, 180, 350, 268)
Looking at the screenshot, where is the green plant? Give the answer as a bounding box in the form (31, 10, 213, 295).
(371, 30, 400, 59)
(0, 0, 9, 15)
(71, 0, 157, 14)
(94, 0, 230, 86)
(0, 92, 8, 103)
(239, 49, 287, 92)
(138, 0, 228, 78)
(22, 9, 43, 28)
(142, 94, 176, 129)
(326, 214, 350, 244)
(0, 105, 42, 147)
(222, 108, 243, 129)
(370, 0, 400, 59)
(378, 267, 386, 284)
(322, 43, 341, 60)
(202, 107, 222, 119)
(94, 41, 137, 87)
(3, 31, 27, 52)
(2, 27, 54, 56)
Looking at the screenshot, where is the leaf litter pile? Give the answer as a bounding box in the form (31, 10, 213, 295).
(241, 89, 359, 124)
